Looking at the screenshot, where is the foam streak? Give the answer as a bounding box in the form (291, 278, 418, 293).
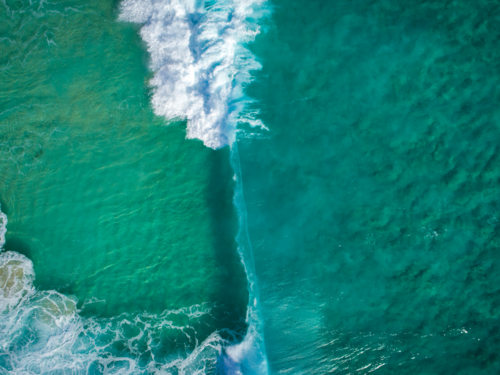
(224, 143, 269, 375)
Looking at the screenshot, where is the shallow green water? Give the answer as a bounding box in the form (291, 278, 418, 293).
(240, 0, 500, 373)
(0, 0, 247, 368)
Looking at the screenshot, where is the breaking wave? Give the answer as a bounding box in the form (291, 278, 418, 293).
(118, 1, 271, 373)
(119, 0, 267, 149)
(223, 143, 268, 375)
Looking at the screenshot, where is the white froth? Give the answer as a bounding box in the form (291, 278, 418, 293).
(0, 248, 226, 373)
(225, 304, 268, 374)
(119, 0, 266, 149)
(0, 207, 7, 249)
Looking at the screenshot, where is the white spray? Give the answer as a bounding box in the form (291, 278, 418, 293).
(119, 0, 267, 149)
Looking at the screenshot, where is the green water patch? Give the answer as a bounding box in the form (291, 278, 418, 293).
(0, 0, 247, 327)
(241, 0, 500, 373)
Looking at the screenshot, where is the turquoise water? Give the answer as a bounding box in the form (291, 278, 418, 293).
(2, 0, 500, 373)
(0, 0, 250, 372)
(240, 0, 500, 373)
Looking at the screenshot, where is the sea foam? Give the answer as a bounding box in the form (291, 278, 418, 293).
(119, 0, 267, 149)
(0, 209, 7, 249)
(0, 207, 235, 374)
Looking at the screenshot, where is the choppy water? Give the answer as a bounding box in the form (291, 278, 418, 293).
(2, 0, 500, 373)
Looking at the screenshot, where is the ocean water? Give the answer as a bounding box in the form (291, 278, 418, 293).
(0, 0, 254, 372)
(240, 0, 500, 373)
(2, 0, 500, 374)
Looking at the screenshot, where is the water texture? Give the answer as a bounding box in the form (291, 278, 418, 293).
(119, 0, 267, 149)
(3, 0, 500, 373)
(0, 0, 251, 372)
(239, 0, 500, 373)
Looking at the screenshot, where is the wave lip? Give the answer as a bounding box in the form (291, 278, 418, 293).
(119, 0, 267, 149)
(224, 144, 269, 375)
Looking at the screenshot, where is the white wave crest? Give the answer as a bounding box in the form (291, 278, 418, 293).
(119, 0, 267, 149)
(223, 300, 268, 374)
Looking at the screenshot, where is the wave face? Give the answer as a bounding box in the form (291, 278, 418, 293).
(223, 144, 268, 375)
(119, 0, 267, 149)
(0, 173, 265, 375)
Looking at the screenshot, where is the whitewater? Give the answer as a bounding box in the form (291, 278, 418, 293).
(0, 206, 227, 373)
(119, 0, 268, 149)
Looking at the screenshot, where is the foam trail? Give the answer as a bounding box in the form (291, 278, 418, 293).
(119, 0, 267, 149)
(223, 142, 269, 375)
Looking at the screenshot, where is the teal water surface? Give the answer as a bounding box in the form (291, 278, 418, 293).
(240, 0, 500, 373)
